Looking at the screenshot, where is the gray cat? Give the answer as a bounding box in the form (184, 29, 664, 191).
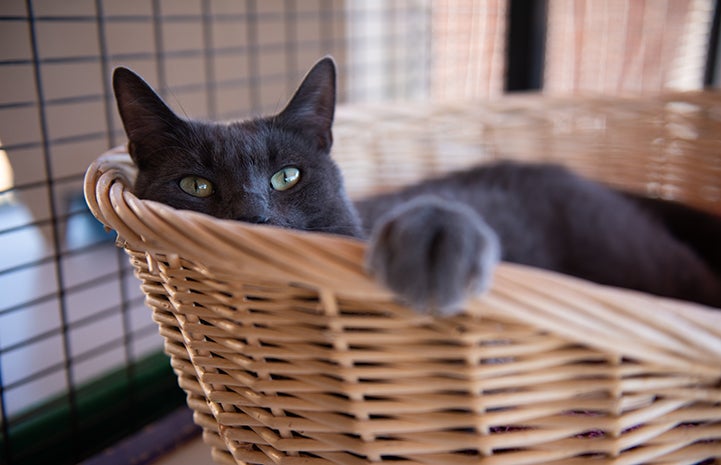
(112, 57, 721, 314)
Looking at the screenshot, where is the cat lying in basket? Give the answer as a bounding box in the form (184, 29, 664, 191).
(111, 57, 721, 314)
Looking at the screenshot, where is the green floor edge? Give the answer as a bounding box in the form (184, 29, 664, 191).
(1, 350, 187, 465)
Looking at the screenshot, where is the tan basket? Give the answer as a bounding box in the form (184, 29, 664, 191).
(85, 92, 721, 465)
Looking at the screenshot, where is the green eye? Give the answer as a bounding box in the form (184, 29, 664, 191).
(270, 167, 300, 191)
(179, 175, 214, 198)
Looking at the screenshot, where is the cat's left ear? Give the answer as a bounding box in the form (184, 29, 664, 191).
(276, 56, 336, 152)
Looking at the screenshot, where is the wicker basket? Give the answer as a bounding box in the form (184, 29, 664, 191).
(85, 92, 721, 465)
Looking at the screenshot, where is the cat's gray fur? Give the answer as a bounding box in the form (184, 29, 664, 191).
(112, 57, 721, 314)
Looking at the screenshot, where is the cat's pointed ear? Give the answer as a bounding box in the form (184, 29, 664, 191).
(276, 56, 336, 152)
(112, 67, 181, 165)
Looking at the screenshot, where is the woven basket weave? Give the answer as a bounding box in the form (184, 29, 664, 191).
(85, 92, 721, 465)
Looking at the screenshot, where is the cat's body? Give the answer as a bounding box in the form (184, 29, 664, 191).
(112, 57, 721, 313)
(356, 162, 721, 309)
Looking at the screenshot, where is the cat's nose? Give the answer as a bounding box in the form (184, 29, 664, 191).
(238, 215, 270, 224)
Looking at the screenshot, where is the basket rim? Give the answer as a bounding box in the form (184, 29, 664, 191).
(84, 147, 721, 376)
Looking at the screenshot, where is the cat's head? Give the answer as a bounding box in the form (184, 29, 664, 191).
(112, 57, 362, 237)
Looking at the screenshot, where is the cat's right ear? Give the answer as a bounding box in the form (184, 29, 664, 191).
(276, 57, 337, 152)
(112, 67, 181, 165)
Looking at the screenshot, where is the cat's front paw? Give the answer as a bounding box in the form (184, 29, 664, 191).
(366, 196, 500, 315)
